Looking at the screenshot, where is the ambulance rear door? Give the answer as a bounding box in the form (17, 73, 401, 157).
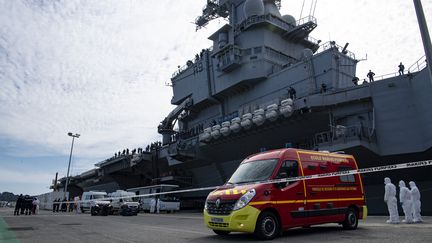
(336, 157, 364, 210)
(299, 152, 342, 225)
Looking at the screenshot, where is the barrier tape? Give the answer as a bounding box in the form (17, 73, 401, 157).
(56, 159, 432, 205)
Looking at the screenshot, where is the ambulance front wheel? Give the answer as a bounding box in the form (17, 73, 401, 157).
(342, 208, 358, 230)
(213, 230, 230, 235)
(255, 211, 280, 240)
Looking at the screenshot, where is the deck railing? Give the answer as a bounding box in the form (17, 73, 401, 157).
(408, 55, 427, 73)
(314, 125, 375, 148)
(373, 55, 427, 81)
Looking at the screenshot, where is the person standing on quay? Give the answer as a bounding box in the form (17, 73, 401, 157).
(14, 194, 23, 216)
(384, 177, 399, 223)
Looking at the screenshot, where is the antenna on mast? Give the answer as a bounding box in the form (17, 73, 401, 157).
(312, 0, 318, 16)
(299, 0, 306, 19)
(308, 0, 314, 16)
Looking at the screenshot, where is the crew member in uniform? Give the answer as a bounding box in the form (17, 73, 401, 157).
(14, 194, 23, 216)
(367, 70, 375, 82)
(398, 62, 405, 75)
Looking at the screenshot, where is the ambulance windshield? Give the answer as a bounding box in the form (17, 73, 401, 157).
(228, 159, 278, 184)
(93, 194, 106, 200)
(123, 197, 133, 202)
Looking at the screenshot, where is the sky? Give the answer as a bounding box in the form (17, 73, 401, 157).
(0, 0, 431, 196)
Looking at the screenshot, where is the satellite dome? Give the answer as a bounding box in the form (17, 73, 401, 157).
(264, 0, 281, 17)
(282, 15, 296, 26)
(244, 0, 264, 18)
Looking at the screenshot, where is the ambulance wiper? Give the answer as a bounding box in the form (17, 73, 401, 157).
(234, 179, 262, 185)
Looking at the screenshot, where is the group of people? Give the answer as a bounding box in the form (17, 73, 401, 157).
(107, 142, 166, 162)
(14, 194, 39, 216)
(52, 198, 74, 213)
(366, 62, 406, 83)
(384, 177, 422, 224)
(113, 147, 145, 159)
(175, 49, 207, 76)
(147, 142, 162, 151)
(149, 197, 161, 214)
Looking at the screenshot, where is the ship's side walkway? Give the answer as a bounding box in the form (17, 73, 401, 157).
(0, 208, 431, 243)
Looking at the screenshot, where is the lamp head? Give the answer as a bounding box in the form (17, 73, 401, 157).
(68, 132, 80, 138)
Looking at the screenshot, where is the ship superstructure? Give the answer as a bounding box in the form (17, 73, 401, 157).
(160, 0, 356, 156)
(62, 0, 432, 215)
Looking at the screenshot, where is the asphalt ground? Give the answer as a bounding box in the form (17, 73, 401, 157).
(0, 208, 431, 243)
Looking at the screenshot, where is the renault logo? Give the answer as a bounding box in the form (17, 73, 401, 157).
(215, 199, 221, 208)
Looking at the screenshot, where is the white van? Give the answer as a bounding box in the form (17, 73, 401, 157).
(80, 191, 110, 213)
(108, 190, 139, 216)
(127, 185, 180, 213)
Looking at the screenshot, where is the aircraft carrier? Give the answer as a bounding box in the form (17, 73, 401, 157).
(58, 0, 432, 215)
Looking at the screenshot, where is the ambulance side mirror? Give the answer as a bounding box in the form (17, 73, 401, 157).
(279, 172, 288, 178)
(274, 172, 288, 188)
(274, 182, 287, 189)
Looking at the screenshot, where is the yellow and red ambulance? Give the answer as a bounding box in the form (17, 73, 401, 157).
(204, 148, 367, 240)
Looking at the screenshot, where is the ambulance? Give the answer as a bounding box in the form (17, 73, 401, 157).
(204, 148, 367, 240)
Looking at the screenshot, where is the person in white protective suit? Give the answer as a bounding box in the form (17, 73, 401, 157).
(32, 197, 40, 215)
(398, 181, 413, 223)
(384, 177, 399, 223)
(74, 197, 80, 213)
(409, 181, 422, 223)
(150, 198, 156, 214)
(156, 197, 161, 214)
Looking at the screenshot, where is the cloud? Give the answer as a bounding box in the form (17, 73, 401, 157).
(281, 0, 432, 78)
(0, 168, 53, 186)
(0, 0, 219, 164)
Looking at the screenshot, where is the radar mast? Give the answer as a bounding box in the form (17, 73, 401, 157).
(195, 0, 281, 31)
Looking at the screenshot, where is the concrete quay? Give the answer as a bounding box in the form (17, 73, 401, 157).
(1, 208, 431, 243)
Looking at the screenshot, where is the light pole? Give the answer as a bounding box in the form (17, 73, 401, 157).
(64, 132, 80, 199)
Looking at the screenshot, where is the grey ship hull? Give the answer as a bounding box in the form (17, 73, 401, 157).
(65, 69, 432, 215)
(165, 68, 432, 215)
(66, 71, 432, 215)
(62, 0, 432, 216)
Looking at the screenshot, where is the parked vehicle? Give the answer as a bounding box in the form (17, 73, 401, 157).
(108, 190, 139, 216)
(0, 201, 9, 207)
(204, 148, 367, 240)
(80, 191, 111, 215)
(127, 185, 180, 213)
(90, 200, 112, 216)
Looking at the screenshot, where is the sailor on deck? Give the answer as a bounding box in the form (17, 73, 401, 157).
(288, 87, 296, 99)
(367, 70, 375, 82)
(398, 62, 405, 75)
